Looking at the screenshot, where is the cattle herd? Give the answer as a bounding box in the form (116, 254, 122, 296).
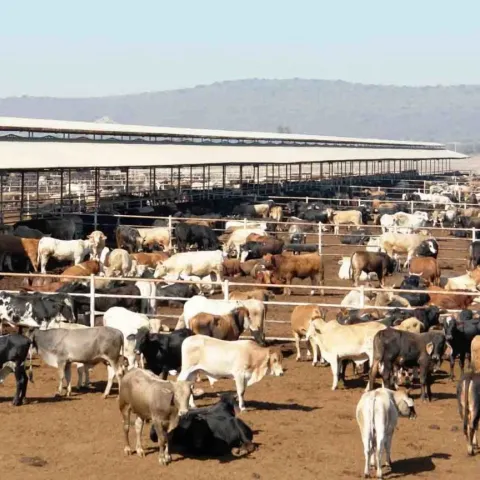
(2, 177, 480, 477)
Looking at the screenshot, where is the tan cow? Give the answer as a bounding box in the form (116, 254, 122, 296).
(409, 257, 441, 286)
(379, 232, 436, 269)
(326, 208, 363, 235)
(306, 317, 386, 390)
(394, 317, 425, 334)
(269, 205, 283, 224)
(102, 248, 135, 277)
(290, 305, 323, 364)
(229, 289, 274, 302)
(87, 231, 107, 261)
(223, 228, 267, 258)
(136, 227, 171, 251)
(130, 252, 170, 268)
(119, 368, 192, 465)
(472, 336, 480, 373)
(178, 335, 283, 410)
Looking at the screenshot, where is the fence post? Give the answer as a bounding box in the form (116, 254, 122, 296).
(473, 227, 476, 242)
(359, 285, 365, 309)
(318, 222, 323, 254)
(94, 210, 98, 230)
(410, 201, 414, 213)
(306, 196, 309, 204)
(168, 215, 173, 249)
(423, 180, 426, 194)
(223, 279, 229, 300)
(89, 274, 95, 327)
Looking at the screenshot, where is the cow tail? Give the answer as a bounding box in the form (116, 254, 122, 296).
(368, 395, 376, 456)
(349, 253, 355, 280)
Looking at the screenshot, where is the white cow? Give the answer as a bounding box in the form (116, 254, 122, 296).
(103, 307, 151, 368)
(38, 237, 93, 273)
(178, 335, 283, 410)
(356, 388, 416, 479)
(366, 237, 382, 253)
(153, 250, 225, 289)
(338, 257, 369, 281)
(225, 221, 268, 232)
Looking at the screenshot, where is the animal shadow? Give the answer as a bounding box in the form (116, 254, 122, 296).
(389, 453, 451, 478)
(246, 400, 318, 412)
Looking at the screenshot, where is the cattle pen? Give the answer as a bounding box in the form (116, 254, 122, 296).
(0, 116, 466, 223)
(2, 117, 480, 480)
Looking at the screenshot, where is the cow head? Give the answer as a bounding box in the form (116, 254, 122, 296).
(267, 349, 284, 377)
(240, 244, 251, 263)
(153, 262, 167, 279)
(325, 208, 335, 220)
(426, 333, 452, 371)
(393, 389, 417, 419)
(172, 380, 194, 417)
(443, 315, 457, 342)
(134, 327, 150, 355)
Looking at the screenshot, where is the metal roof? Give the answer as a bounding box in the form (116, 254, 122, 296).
(0, 141, 466, 171)
(0, 116, 445, 149)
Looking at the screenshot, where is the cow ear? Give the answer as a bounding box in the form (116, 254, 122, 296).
(425, 342, 434, 355)
(443, 343, 453, 359)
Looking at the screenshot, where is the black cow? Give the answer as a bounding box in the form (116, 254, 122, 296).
(12, 225, 46, 239)
(150, 394, 255, 457)
(240, 239, 284, 261)
(369, 328, 451, 401)
(396, 275, 430, 307)
(115, 225, 141, 253)
(414, 239, 439, 259)
(469, 242, 480, 270)
(175, 223, 219, 252)
(299, 209, 330, 223)
(340, 228, 370, 245)
(444, 315, 480, 379)
(14, 216, 78, 240)
(0, 291, 75, 328)
(156, 283, 200, 307)
(134, 328, 194, 379)
(459, 216, 480, 230)
(58, 282, 141, 317)
(0, 334, 31, 406)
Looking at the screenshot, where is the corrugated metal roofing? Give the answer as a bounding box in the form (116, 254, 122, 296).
(0, 116, 444, 148)
(0, 141, 466, 171)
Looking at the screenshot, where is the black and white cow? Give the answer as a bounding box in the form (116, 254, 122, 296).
(0, 291, 75, 328)
(0, 334, 31, 405)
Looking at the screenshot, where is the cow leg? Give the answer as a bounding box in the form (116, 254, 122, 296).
(134, 416, 145, 458)
(40, 254, 48, 274)
(153, 419, 171, 465)
(367, 360, 380, 391)
(234, 374, 248, 411)
(294, 332, 302, 361)
(449, 354, 455, 380)
(64, 363, 73, 397)
(175, 314, 186, 330)
(13, 362, 27, 406)
(56, 362, 66, 396)
(330, 356, 340, 390)
(459, 352, 466, 378)
(375, 429, 385, 479)
(121, 404, 132, 455)
(309, 337, 319, 366)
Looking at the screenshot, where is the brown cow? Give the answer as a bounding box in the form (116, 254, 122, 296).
(189, 307, 250, 341)
(0, 236, 39, 271)
(427, 286, 476, 309)
(60, 260, 100, 282)
(350, 251, 396, 287)
(262, 253, 324, 296)
(290, 305, 323, 363)
(229, 289, 275, 302)
(119, 368, 191, 466)
(245, 233, 270, 243)
(130, 252, 170, 269)
(409, 257, 441, 286)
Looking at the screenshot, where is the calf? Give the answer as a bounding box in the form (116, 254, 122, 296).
(472, 336, 480, 373)
(175, 223, 219, 252)
(356, 388, 416, 479)
(229, 289, 274, 302)
(119, 368, 191, 466)
(130, 252, 170, 268)
(340, 228, 369, 245)
(291, 305, 322, 364)
(134, 328, 194, 379)
(368, 329, 451, 401)
(32, 326, 124, 397)
(395, 275, 430, 307)
(37, 237, 93, 273)
(350, 251, 396, 287)
(156, 282, 200, 308)
(444, 315, 480, 379)
(60, 260, 100, 282)
(428, 286, 476, 310)
(178, 335, 283, 410)
(240, 238, 284, 262)
(150, 394, 255, 457)
(0, 334, 31, 405)
(457, 373, 480, 456)
(115, 225, 142, 253)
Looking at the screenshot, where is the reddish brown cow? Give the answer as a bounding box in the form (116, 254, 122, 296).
(259, 253, 324, 296)
(130, 252, 170, 268)
(246, 233, 270, 243)
(60, 260, 100, 282)
(409, 257, 441, 286)
(427, 286, 476, 309)
(0, 235, 39, 271)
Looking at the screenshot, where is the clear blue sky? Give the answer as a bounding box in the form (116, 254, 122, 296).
(1, 0, 478, 97)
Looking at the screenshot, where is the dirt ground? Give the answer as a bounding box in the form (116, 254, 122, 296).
(1, 227, 479, 479)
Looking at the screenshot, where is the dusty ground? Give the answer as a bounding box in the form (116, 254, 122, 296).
(0, 226, 479, 479)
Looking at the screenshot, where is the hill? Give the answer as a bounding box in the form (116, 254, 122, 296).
(1, 79, 480, 147)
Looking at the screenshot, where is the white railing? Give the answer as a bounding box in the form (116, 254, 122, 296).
(2, 272, 476, 332)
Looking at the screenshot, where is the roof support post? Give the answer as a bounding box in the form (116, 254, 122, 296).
(94, 168, 100, 213)
(222, 164, 226, 196)
(60, 169, 64, 216)
(153, 167, 156, 203)
(239, 165, 243, 195)
(177, 166, 181, 195)
(202, 165, 206, 199)
(68, 169, 71, 211)
(126, 167, 130, 197)
(36, 170, 40, 217)
(20, 171, 25, 221)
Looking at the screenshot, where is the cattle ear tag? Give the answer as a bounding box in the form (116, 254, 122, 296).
(425, 342, 434, 355)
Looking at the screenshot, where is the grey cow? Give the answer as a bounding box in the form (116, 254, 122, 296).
(119, 368, 192, 466)
(32, 326, 124, 398)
